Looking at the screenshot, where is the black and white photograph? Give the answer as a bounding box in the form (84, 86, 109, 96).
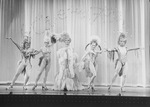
(0, 0, 150, 107)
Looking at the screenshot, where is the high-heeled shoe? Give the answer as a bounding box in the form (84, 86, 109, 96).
(32, 84, 37, 90)
(121, 87, 126, 92)
(108, 86, 111, 91)
(42, 86, 48, 90)
(87, 85, 92, 89)
(6, 85, 13, 90)
(23, 86, 27, 90)
(91, 87, 95, 91)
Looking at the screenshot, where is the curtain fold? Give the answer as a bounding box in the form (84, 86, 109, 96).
(0, 0, 149, 87)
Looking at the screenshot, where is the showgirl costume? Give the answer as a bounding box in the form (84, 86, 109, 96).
(54, 46, 84, 91)
(38, 30, 57, 68)
(107, 46, 128, 76)
(17, 37, 37, 76)
(79, 36, 101, 78)
(38, 46, 51, 68)
(53, 32, 84, 91)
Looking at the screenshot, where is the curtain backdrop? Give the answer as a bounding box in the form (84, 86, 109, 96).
(0, 0, 149, 87)
(0, 0, 25, 83)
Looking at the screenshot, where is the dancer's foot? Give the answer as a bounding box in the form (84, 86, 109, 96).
(6, 85, 13, 90)
(108, 86, 111, 91)
(32, 84, 37, 90)
(91, 87, 95, 91)
(121, 87, 126, 92)
(87, 85, 92, 89)
(23, 86, 27, 90)
(42, 86, 48, 90)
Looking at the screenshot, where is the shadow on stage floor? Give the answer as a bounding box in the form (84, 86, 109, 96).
(0, 84, 150, 107)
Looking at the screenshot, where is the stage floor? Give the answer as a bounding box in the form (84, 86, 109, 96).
(0, 85, 150, 107)
(0, 85, 149, 96)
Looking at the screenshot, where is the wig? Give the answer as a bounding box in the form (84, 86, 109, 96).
(85, 35, 101, 51)
(20, 34, 31, 49)
(117, 33, 127, 45)
(22, 40, 29, 49)
(59, 32, 71, 42)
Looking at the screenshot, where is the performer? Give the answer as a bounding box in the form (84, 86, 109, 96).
(53, 32, 84, 91)
(79, 35, 103, 91)
(32, 31, 58, 90)
(107, 33, 144, 92)
(6, 35, 38, 90)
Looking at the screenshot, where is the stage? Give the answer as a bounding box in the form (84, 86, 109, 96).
(0, 84, 150, 107)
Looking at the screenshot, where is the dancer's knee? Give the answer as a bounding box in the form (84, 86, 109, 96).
(114, 72, 118, 77)
(38, 72, 42, 77)
(26, 74, 30, 78)
(15, 72, 20, 77)
(93, 75, 96, 79)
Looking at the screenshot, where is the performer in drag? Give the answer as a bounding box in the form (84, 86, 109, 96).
(53, 32, 84, 91)
(32, 30, 59, 90)
(107, 33, 144, 92)
(6, 34, 38, 90)
(79, 35, 103, 91)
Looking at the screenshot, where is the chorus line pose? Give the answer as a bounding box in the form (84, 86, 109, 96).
(53, 32, 84, 91)
(6, 35, 38, 90)
(79, 35, 104, 91)
(107, 33, 144, 92)
(32, 30, 59, 90)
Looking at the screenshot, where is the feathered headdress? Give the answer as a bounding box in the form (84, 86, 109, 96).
(21, 32, 31, 49)
(43, 36, 50, 43)
(23, 32, 31, 43)
(50, 33, 57, 44)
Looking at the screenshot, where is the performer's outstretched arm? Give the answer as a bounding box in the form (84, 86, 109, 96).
(95, 50, 103, 54)
(106, 48, 118, 52)
(6, 37, 22, 51)
(127, 47, 143, 52)
(30, 49, 42, 56)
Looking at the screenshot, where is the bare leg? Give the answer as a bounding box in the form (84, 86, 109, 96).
(108, 73, 118, 90)
(121, 75, 126, 92)
(87, 77, 91, 89)
(23, 65, 31, 90)
(90, 76, 96, 91)
(121, 64, 127, 92)
(6, 62, 25, 90)
(42, 61, 51, 90)
(32, 60, 45, 90)
(23, 74, 29, 90)
(108, 62, 122, 91)
(89, 62, 97, 90)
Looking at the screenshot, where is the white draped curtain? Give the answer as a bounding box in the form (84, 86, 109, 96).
(0, 0, 150, 87)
